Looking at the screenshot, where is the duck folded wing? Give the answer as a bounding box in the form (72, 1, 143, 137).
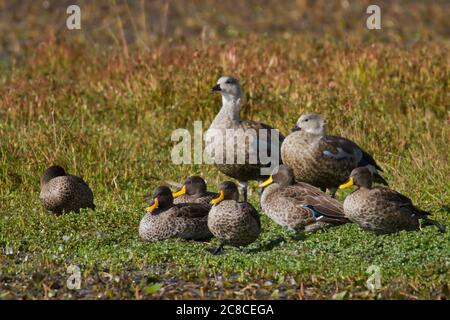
(241, 203, 261, 229)
(322, 136, 382, 170)
(279, 185, 347, 223)
(371, 187, 428, 216)
(174, 203, 210, 219)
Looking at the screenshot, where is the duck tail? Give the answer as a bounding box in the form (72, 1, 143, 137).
(421, 217, 446, 233)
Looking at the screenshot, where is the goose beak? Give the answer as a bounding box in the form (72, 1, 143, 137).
(291, 125, 301, 132)
(339, 178, 354, 189)
(259, 175, 273, 188)
(211, 190, 225, 205)
(211, 84, 221, 92)
(172, 185, 187, 198)
(146, 198, 159, 213)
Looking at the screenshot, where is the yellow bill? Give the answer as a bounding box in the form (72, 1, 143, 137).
(172, 185, 187, 198)
(146, 197, 159, 213)
(211, 190, 225, 205)
(339, 178, 354, 189)
(259, 175, 273, 188)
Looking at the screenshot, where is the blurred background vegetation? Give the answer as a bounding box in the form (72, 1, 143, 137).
(0, 0, 449, 62)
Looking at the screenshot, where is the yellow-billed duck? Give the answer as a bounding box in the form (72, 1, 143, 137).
(339, 167, 445, 234)
(139, 186, 212, 241)
(208, 181, 261, 254)
(172, 176, 218, 206)
(259, 165, 348, 233)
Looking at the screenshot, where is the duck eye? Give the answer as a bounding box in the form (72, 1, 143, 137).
(305, 119, 309, 122)
(226, 80, 231, 84)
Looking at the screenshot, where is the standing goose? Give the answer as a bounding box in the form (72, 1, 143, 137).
(208, 181, 261, 254)
(172, 176, 218, 206)
(339, 167, 445, 234)
(39, 165, 95, 214)
(207, 76, 285, 202)
(139, 186, 212, 241)
(281, 112, 387, 197)
(259, 165, 348, 233)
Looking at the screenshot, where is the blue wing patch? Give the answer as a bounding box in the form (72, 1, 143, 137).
(302, 204, 324, 220)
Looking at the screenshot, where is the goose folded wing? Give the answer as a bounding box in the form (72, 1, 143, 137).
(322, 136, 383, 171)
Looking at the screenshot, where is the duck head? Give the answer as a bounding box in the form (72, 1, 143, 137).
(211, 181, 240, 205)
(259, 165, 296, 188)
(291, 113, 326, 135)
(212, 76, 243, 105)
(41, 165, 66, 186)
(146, 186, 174, 214)
(339, 167, 373, 190)
(172, 176, 207, 199)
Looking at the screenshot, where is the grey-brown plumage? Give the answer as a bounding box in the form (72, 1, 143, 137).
(207, 76, 285, 201)
(260, 165, 348, 233)
(172, 176, 218, 207)
(208, 181, 261, 254)
(281, 113, 387, 196)
(340, 167, 445, 235)
(139, 186, 212, 241)
(39, 165, 95, 214)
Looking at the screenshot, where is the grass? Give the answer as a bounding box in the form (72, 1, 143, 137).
(0, 1, 449, 299)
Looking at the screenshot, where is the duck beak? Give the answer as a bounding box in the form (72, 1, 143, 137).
(211, 84, 221, 92)
(211, 190, 225, 205)
(146, 197, 159, 213)
(339, 178, 354, 189)
(259, 175, 273, 188)
(291, 125, 301, 132)
(172, 185, 187, 198)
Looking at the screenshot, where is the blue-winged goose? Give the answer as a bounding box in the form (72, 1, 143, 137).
(207, 76, 285, 202)
(39, 165, 95, 214)
(139, 186, 212, 241)
(172, 176, 218, 207)
(281, 112, 387, 197)
(339, 167, 445, 234)
(259, 165, 348, 233)
(208, 181, 261, 254)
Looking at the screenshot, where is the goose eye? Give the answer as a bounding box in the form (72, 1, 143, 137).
(305, 119, 309, 122)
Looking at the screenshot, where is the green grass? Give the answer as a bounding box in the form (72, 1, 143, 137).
(0, 1, 449, 299)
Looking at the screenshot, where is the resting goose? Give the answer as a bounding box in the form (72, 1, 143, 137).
(339, 167, 445, 234)
(39, 165, 95, 214)
(139, 186, 212, 241)
(259, 165, 348, 233)
(208, 181, 261, 254)
(172, 176, 218, 207)
(281, 112, 387, 197)
(206, 76, 285, 202)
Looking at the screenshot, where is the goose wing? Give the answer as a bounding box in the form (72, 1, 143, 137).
(322, 135, 383, 171)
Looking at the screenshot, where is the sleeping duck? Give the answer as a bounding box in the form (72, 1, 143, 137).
(39, 165, 95, 214)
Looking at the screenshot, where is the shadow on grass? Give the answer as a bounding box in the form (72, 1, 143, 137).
(247, 236, 287, 253)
